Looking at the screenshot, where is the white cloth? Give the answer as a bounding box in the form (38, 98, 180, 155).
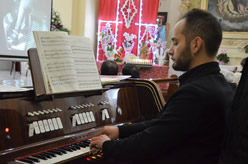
(220, 69, 235, 83)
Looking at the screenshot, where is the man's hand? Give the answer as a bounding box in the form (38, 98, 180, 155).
(96, 126, 119, 140)
(90, 134, 110, 149)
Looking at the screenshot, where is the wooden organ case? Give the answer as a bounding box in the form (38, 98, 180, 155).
(0, 49, 165, 163)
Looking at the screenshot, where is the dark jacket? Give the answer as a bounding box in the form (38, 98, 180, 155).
(103, 62, 234, 164)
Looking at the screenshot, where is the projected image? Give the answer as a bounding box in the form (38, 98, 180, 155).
(0, 0, 51, 57)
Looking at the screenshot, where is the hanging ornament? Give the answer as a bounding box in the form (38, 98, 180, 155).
(121, 0, 138, 29)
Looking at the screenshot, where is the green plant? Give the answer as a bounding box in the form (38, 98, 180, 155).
(217, 53, 229, 64)
(244, 45, 248, 53)
(51, 9, 70, 34)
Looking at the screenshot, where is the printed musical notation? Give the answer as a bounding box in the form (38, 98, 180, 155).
(33, 31, 102, 94)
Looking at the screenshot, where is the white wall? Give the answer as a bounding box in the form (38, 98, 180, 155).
(53, 0, 99, 55)
(53, 0, 73, 31)
(84, 0, 99, 55)
(158, 0, 182, 47)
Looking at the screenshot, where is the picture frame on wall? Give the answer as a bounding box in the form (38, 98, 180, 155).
(201, 0, 248, 32)
(201, 0, 248, 65)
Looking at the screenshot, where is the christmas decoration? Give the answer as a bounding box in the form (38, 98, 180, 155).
(97, 0, 159, 61)
(121, 0, 138, 29)
(51, 9, 70, 34)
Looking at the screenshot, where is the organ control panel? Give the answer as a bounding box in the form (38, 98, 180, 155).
(0, 79, 165, 163)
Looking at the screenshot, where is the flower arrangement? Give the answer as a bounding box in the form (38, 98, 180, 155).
(217, 49, 229, 64)
(99, 23, 116, 60)
(122, 32, 137, 56)
(99, 23, 116, 50)
(139, 26, 157, 48)
(150, 38, 167, 64)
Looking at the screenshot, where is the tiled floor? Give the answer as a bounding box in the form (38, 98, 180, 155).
(0, 70, 33, 88)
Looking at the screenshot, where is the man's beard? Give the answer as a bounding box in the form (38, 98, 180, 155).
(172, 43, 192, 71)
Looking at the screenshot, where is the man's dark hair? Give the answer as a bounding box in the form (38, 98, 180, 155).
(101, 60, 118, 75)
(122, 64, 140, 78)
(181, 8, 222, 57)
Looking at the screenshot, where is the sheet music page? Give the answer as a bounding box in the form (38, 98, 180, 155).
(69, 35, 102, 91)
(33, 31, 79, 94)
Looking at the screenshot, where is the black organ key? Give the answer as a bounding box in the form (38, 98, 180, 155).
(60, 147, 73, 152)
(44, 151, 56, 157)
(39, 152, 52, 159)
(71, 144, 81, 150)
(18, 158, 34, 164)
(26, 157, 40, 163)
(83, 140, 90, 146)
(67, 145, 77, 151)
(32, 154, 48, 160)
(76, 142, 87, 148)
(84, 140, 90, 144)
(55, 148, 67, 154)
(49, 150, 63, 155)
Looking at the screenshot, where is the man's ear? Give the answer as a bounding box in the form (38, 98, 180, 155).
(191, 37, 203, 55)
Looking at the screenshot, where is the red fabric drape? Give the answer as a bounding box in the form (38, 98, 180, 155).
(98, 0, 117, 21)
(97, 0, 159, 61)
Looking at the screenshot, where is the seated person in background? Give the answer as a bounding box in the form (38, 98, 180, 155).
(90, 9, 234, 164)
(121, 64, 140, 78)
(220, 69, 237, 90)
(100, 60, 118, 75)
(233, 57, 247, 85)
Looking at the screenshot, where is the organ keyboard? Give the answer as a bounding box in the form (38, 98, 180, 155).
(0, 79, 165, 163)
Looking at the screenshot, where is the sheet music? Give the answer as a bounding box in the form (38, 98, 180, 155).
(33, 31, 78, 93)
(33, 31, 102, 94)
(69, 36, 102, 90)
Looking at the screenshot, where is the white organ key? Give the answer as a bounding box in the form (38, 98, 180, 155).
(82, 113, 88, 123)
(56, 108, 62, 112)
(27, 112, 34, 117)
(43, 110, 49, 114)
(102, 110, 105, 121)
(79, 113, 85, 124)
(52, 108, 58, 112)
(56, 117, 63, 129)
(52, 118, 59, 130)
(43, 119, 50, 132)
(33, 121, 40, 134)
(48, 109, 54, 113)
(90, 111, 95, 122)
(72, 115, 77, 127)
(38, 111, 44, 115)
(48, 119, 55, 131)
(28, 123, 34, 137)
(33, 111, 39, 116)
(86, 112, 92, 122)
(22, 145, 91, 164)
(38, 120, 45, 133)
(75, 114, 81, 125)
(105, 109, 110, 119)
